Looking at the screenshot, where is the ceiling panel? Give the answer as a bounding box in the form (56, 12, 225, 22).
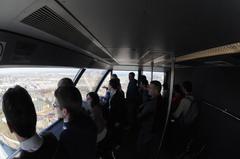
(58, 0, 240, 62)
(0, 0, 240, 67)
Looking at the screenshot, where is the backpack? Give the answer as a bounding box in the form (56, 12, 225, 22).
(181, 97, 199, 126)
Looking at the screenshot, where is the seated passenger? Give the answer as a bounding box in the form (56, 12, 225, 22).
(2, 85, 58, 159)
(86, 92, 107, 143)
(53, 86, 97, 159)
(57, 77, 74, 87)
(137, 81, 163, 159)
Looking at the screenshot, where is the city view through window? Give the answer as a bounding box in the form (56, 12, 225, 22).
(114, 71, 165, 94)
(76, 69, 107, 100)
(0, 68, 165, 158)
(0, 67, 79, 158)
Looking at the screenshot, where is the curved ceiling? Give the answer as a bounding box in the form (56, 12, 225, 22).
(0, 0, 239, 67)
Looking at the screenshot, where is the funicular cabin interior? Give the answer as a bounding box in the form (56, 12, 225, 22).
(0, 0, 239, 159)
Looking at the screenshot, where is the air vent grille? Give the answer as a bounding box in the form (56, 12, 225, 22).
(21, 6, 113, 62)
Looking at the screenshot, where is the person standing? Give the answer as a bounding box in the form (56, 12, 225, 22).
(53, 86, 97, 159)
(2, 85, 58, 159)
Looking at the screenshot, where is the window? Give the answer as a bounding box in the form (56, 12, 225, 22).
(113, 71, 138, 94)
(0, 67, 79, 158)
(76, 69, 107, 100)
(98, 72, 111, 97)
(142, 71, 165, 84)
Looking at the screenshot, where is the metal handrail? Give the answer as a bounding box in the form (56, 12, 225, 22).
(202, 100, 240, 121)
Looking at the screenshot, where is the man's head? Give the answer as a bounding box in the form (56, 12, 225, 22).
(2, 85, 37, 139)
(148, 81, 162, 97)
(54, 86, 82, 121)
(57, 78, 74, 88)
(111, 74, 118, 79)
(86, 92, 100, 107)
(129, 72, 135, 81)
(140, 79, 149, 90)
(182, 81, 192, 94)
(109, 78, 119, 91)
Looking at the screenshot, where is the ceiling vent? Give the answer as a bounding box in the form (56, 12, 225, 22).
(21, 6, 114, 62)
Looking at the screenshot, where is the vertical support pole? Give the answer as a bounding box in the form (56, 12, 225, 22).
(151, 61, 154, 81)
(138, 66, 143, 86)
(156, 56, 175, 158)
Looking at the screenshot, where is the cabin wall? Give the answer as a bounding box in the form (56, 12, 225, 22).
(174, 67, 240, 159)
(175, 67, 240, 115)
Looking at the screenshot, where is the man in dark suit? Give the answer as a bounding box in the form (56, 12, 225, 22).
(53, 86, 97, 159)
(126, 72, 138, 128)
(2, 85, 58, 159)
(108, 78, 126, 148)
(137, 81, 164, 159)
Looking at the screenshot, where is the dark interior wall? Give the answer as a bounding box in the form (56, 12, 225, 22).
(175, 67, 240, 116)
(174, 66, 240, 159)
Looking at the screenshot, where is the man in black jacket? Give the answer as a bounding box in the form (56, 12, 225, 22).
(126, 72, 138, 128)
(137, 81, 164, 159)
(108, 78, 126, 148)
(2, 85, 58, 159)
(53, 86, 97, 159)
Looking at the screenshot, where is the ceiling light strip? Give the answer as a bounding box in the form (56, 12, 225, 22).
(176, 42, 240, 62)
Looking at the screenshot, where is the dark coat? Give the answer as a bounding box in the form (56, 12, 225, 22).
(138, 95, 164, 143)
(54, 113, 97, 159)
(126, 79, 138, 102)
(109, 90, 126, 127)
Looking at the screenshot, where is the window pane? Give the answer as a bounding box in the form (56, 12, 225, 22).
(0, 67, 79, 158)
(142, 71, 165, 84)
(98, 73, 111, 97)
(113, 71, 138, 95)
(76, 69, 107, 100)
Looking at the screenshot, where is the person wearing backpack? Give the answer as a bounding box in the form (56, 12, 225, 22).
(171, 81, 199, 156)
(173, 81, 196, 125)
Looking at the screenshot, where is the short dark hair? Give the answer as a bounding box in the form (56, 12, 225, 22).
(182, 81, 192, 93)
(111, 74, 118, 79)
(2, 85, 37, 138)
(109, 78, 119, 90)
(87, 92, 100, 107)
(141, 79, 149, 87)
(150, 80, 162, 93)
(54, 86, 82, 120)
(139, 75, 147, 82)
(58, 78, 74, 87)
(129, 72, 135, 77)
(174, 84, 183, 94)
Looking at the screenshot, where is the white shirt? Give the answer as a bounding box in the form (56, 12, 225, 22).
(173, 95, 194, 119)
(20, 134, 43, 152)
(109, 89, 116, 109)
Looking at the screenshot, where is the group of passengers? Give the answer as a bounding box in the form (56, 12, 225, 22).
(101, 72, 166, 159)
(2, 78, 98, 159)
(1, 72, 195, 159)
